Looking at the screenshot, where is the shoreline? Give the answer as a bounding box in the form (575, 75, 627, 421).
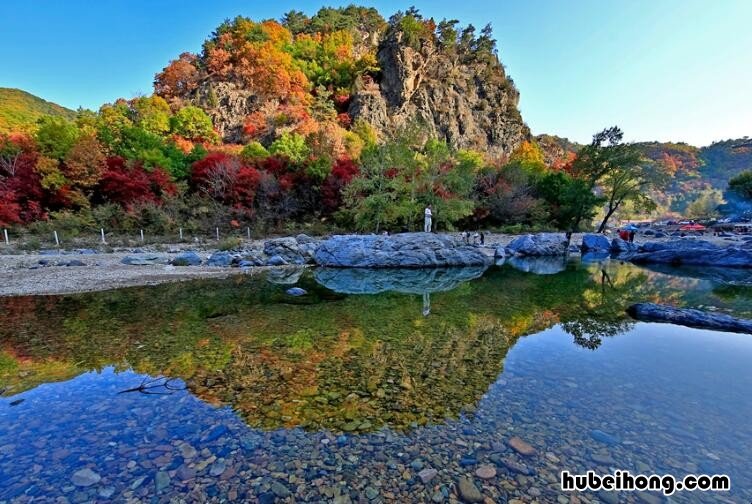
(0, 232, 747, 297)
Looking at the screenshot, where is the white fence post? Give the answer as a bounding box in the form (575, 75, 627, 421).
(247, 227, 251, 240)
(100, 228, 106, 244)
(140, 229, 144, 242)
(216, 227, 220, 240)
(179, 227, 183, 241)
(53, 231, 60, 247)
(3, 229, 8, 245)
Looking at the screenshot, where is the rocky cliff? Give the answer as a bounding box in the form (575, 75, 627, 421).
(163, 9, 530, 157)
(349, 29, 529, 158)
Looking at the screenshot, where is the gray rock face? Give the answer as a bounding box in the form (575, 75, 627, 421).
(349, 30, 528, 158)
(191, 81, 258, 143)
(628, 240, 752, 268)
(313, 233, 490, 268)
(506, 233, 568, 257)
(120, 254, 169, 266)
(581, 233, 611, 252)
(314, 266, 487, 294)
(263, 236, 318, 265)
(627, 303, 752, 334)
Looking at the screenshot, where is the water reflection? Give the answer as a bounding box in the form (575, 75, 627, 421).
(2, 261, 752, 501)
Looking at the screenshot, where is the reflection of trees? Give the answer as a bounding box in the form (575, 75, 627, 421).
(558, 265, 651, 349)
(1, 261, 732, 430)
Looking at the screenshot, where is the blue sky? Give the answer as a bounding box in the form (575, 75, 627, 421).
(2, 0, 750, 146)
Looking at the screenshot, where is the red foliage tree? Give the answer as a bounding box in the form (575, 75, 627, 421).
(320, 157, 359, 213)
(0, 134, 45, 225)
(190, 152, 261, 210)
(154, 52, 201, 99)
(97, 157, 176, 209)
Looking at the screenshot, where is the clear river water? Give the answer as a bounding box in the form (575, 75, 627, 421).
(1, 258, 750, 503)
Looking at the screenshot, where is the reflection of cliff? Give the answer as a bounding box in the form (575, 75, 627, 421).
(1, 262, 737, 431)
(191, 314, 513, 431)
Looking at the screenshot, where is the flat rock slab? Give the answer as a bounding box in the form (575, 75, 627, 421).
(626, 240, 752, 268)
(314, 233, 490, 268)
(627, 303, 752, 334)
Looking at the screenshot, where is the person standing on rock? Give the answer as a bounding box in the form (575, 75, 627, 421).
(424, 205, 433, 233)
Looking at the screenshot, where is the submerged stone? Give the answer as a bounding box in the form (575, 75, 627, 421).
(71, 468, 101, 487)
(590, 429, 620, 446)
(457, 477, 484, 502)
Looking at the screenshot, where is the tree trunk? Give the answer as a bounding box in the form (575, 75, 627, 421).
(597, 205, 618, 233)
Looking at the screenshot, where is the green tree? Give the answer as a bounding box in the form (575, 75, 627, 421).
(269, 132, 310, 164)
(570, 126, 657, 232)
(35, 116, 79, 160)
(171, 106, 216, 142)
(536, 171, 603, 230)
(685, 189, 724, 219)
(344, 135, 415, 232)
(131, 96, 172, 136)
(727, 171, 752, 200)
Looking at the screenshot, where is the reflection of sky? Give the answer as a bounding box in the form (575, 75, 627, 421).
(2, 322, 751, 501)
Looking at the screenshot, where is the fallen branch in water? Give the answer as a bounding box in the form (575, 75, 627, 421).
(118, 376, 186, 395)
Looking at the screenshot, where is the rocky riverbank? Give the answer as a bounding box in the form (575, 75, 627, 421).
(3, 231, 752, 297)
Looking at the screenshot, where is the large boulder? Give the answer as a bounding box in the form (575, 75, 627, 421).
(610, 238, 637, 254)
(313, 233, 490, 268)
(121, 254, 169, 266)
(629, 240, 752, 268)
(627, 303, 752, 334)
(207, 251, 234, 267)
(506, 233, 568, 256)
(263, 236, 318, 265)
(170, 251, 202, 266)
(581, 233, 611, 252)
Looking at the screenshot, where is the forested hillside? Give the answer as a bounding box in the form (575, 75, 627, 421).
(0, 88, 76, 134)
(0, 6, 749, 235)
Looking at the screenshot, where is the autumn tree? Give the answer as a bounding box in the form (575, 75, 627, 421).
(63, 133, 107, 204)
(569, 127, 658, 232)
(154, 52, 200, 99)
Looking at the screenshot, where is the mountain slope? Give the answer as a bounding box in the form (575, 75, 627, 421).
(0, 88, 76, 133)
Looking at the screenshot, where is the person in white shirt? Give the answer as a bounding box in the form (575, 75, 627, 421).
(424, 205, 432, 233)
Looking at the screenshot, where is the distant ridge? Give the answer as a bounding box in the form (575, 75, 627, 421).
(0, 87, 76, 133)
